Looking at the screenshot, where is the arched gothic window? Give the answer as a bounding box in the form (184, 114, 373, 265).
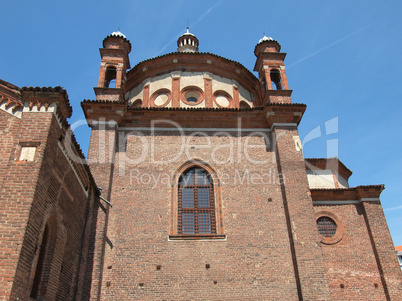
(178, 167, 216, 235)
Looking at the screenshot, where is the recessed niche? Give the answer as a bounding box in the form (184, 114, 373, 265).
(19, 146, 36, 161)
(181, 86, 204, 106)
(215, 95, 229, 107)
(185, 91, 200, 103)
(213, 90, 233, 108)
(155, 94, 169, 106)
(151, 89, 171, 107)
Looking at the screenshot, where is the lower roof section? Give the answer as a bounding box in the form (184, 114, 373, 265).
(311, 185, 385, 205)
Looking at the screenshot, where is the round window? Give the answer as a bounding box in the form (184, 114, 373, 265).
(185, 91, 200, 103)
(317, 216, 337, 237)
(187, 97, 197, 103)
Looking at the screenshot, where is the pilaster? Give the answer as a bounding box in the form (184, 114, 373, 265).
(274, 125, 331, 300)
(86, 122, 117, 301)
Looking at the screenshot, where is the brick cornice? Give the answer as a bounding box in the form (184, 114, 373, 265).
(21, 86, 72, 121)
(254, 52, 287, 71)
(310, 185, 384, 203)
(264, 102, 306, 126)
(81, 100, 127, 126)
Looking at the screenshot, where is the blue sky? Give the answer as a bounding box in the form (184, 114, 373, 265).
(1, 1, 402, 245)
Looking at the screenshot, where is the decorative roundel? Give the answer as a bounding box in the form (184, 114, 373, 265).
(155, 94, 169, 106)
(317, 217, 337, 237)
(213, 91, 233, 108)
(315, 212, 344, 245)
(181, 86, 204, 106)
(151, 89, 172, 107)
(185, 91, 200, 103)
(239, 100, 251, 109)
(216, 95, 229, 107)
(131, 99, 142, 108)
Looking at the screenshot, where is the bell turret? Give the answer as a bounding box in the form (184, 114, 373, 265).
(94, 31, 131, 101)
(177, 27, 199, 53)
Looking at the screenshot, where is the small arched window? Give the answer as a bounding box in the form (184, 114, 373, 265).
(317, 216, 337, 237)
(270, 69, 282, 90)
(31, 223, 55, 299)
(178, 167, 216, 235)
(104, 66, 117, 88)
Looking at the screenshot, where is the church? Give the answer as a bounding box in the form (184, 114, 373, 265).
(0, 29, 401, 300)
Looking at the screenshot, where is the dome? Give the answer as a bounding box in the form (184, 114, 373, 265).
(177, 27, 199, 53)
(110, 30, 127, 39)
(258, 35, 274, 44)
(102, 30, 132, 52)
(180, 27, 195, 37)
(254, 34, 281, 55)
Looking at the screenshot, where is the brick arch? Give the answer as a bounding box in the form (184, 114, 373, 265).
(315, 210, 345, 245)
(175, 159, 219, 185)
(150, 88, 172, 108)
(170, 159, 225, 238)
(131, 98, 143, 108)
(213, 90, 234, 108)
(29, 209, 67, 300)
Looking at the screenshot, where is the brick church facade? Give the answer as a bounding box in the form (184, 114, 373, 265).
(0, 30, 401, 300)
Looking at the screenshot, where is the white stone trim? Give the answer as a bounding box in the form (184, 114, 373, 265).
(313, 200, 360, 205)
(168, 236, 227, 242)
(203, 72, 212, 79)
(91, 120, 118, 127)
(171, 71, 181, 78)
(360, 198, 381, 202)
(58, 141, 88, 196)
(118, 126, 271, 132)
(118, 123, 296, 133)
(313, 198, 380, 205)
(270, 123, 298, 129)
(22, 102, 63, 128)
(0, 102, 22, 119)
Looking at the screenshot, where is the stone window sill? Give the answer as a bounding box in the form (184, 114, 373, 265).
(169, 234, 226, 241)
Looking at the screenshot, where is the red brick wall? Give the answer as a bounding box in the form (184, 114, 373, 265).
(314, 203, 402, 300)
(87, 126, 331, 300)
(0, 109, 96, 300)
(273, 127, 331, 300)
(0, 110, 28, 299)
(86, 126, 116, 301)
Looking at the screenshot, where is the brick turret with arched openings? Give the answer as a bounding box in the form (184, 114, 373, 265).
(254, 35, 292, 104)
(177, 27, 199, 53)
(94, 31, 131, 101)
